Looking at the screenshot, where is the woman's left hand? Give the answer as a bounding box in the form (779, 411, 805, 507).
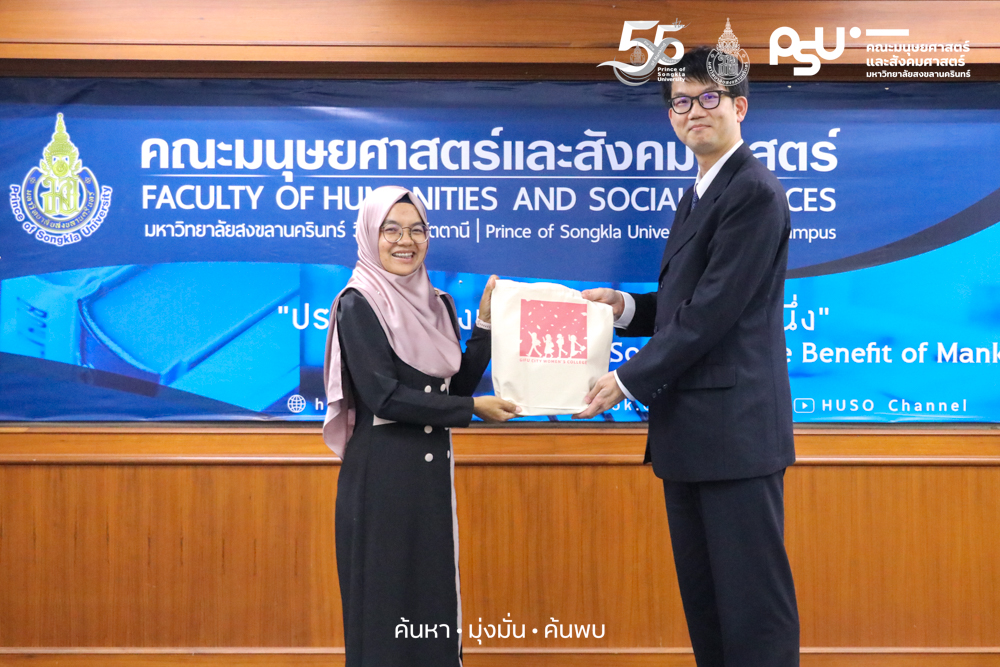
(478, 275, 498, 324)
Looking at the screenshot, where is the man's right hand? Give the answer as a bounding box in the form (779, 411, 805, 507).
(581, 288, 624, 319)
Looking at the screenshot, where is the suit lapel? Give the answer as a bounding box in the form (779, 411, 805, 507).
(658, 144, 753, 278)
(660, 186, 696, 274)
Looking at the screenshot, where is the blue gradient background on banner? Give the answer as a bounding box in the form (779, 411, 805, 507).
(1, 79, 999, 422)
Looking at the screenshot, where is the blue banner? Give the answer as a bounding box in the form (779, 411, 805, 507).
(2, 79, 999, 422)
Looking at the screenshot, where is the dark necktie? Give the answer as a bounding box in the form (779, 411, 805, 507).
(690, 187, 700, 212)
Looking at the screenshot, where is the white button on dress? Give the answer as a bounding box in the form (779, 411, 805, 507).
(440, 383, 447, 392)
(425, 453, 434, 462)
(424, 385, 432, 393)
(424, 425, 433, 434)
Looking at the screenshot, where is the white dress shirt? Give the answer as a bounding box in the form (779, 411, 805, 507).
(611, 139, 745, 402)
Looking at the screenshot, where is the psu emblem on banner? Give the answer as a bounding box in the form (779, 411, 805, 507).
(708, 19, 750, 86)
(8, 113, 113, 247)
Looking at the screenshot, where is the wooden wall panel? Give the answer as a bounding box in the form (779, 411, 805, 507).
(788, 466, 1000, 647)
(0, 426, 999, 667)
(5, 425, 1000, 464)
(0, 464, 341, 647)
(1, 1, 998, 64)
(4, 652, 1000, 667)
(456, 465, 684, 648)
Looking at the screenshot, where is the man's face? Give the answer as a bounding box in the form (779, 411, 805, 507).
(668, 79, 747, 156)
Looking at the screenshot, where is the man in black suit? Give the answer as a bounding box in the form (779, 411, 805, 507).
(576, 47, 799, 665)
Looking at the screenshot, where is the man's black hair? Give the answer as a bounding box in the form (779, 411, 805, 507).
(661, 46, 749, 106)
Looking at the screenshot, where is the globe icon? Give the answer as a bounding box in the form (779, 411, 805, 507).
(287, 394, 307, 413)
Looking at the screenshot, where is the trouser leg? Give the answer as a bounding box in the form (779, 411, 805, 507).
(663, 479, 726, 667)
(699, 470, 800, 666)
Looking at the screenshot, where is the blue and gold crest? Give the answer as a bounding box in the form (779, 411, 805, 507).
(8, 114, 112, 246)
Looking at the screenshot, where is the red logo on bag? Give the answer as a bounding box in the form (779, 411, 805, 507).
(519, 300, 588, 364)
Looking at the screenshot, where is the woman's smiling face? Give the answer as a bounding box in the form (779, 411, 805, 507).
(378, 202, 428, 276)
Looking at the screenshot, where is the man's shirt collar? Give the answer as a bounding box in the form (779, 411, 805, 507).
(694, 139, 744, 199)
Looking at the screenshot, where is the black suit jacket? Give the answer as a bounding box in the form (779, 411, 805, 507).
(617, 143, 795, 482)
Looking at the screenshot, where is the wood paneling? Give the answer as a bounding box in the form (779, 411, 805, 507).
(788, 466, 1000, 647)
(3, 425, 1000, 464)
(1, 1, 998, 64)
(0, 464, 340, 646)
(0, 427, 999, 663)
(3, 59, 1000, 82)
(457, 465, 681, 648)
(3, 649, 1000, 667)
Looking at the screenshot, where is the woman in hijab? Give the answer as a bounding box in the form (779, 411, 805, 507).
(323, 185, 518, 666)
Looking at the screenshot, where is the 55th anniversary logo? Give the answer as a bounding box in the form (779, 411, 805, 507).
(9, 114, 113, 247)
(598, 19, 749, 87)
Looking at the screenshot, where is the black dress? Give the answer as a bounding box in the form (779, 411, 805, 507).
(335, 288, 491, 667)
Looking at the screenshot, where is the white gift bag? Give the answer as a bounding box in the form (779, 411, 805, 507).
(491, 279, 614, 415)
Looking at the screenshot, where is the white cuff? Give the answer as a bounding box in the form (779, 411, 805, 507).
(614, 291, 636, 329)
(613, 370, 636, 402)
(475, 318, 491, 330)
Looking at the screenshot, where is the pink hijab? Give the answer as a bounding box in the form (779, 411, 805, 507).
(322, 185, 462, 458)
